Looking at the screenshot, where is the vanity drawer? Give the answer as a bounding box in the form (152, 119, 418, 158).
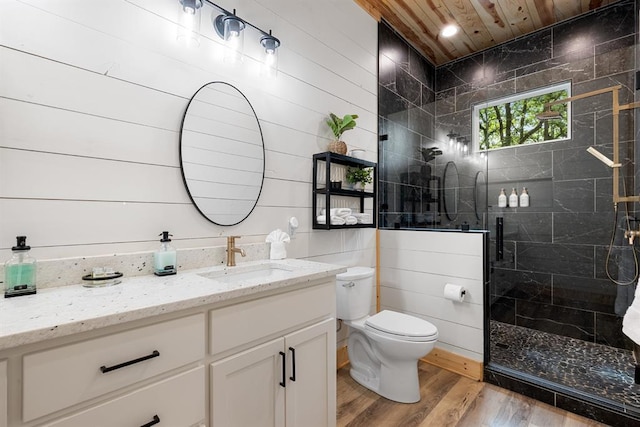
(43, 365, 205, 427)
(23, 314, 204, 422)
(210, 282, 335, 355)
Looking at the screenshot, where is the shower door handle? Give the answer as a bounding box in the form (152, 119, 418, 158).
(496, 217, 504, 261)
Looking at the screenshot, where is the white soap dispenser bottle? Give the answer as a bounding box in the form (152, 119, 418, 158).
(509, 188, 518, 207)
(153, 231, 177, 276)
(520, 187, 530, 207)
(498, 188, 507, 208)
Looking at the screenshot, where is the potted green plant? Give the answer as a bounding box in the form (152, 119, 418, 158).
(346, 167, 373, 191)
(326, 113, 358, 154)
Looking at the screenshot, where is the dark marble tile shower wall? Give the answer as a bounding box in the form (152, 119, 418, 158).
(378, 23, 482, 230)
(378, 22, 438, 229)
(378, 0, 638, 349)
(468, 0, 637, 351)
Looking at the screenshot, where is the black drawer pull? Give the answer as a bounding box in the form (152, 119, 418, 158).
(140, 415, 160, 427)
(279, 351, 286, 387)
(289, 347, 296, 382)
(100, 350, 160, 374)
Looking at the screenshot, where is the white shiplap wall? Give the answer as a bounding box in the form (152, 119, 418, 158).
(0, 0, 377, 271)
(379, 230, 486, 361)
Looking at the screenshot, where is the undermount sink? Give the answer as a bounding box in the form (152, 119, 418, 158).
(198, 263, 296, 284)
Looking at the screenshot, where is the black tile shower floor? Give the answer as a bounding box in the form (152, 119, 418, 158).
(490, 321, 640, 409)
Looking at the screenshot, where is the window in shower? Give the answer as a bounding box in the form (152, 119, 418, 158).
(472, 82, 571, 151)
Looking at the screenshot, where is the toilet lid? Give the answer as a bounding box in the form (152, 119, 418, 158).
(365, 310, 438, 340)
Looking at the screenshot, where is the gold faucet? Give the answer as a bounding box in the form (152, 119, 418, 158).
(226, 236, 246, 266)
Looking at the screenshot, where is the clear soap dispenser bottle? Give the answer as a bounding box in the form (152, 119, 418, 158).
(153, 231, 177, 276)
(509, 188, 518, 207)
(5, 235, 37, 298)
(520, 187, 530, 207)
(498, 188, 507, 208)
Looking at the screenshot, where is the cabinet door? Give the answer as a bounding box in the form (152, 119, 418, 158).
(285, 319, 336, 427)
(0, 360, 6, 427)
(211, 338, 285, 427)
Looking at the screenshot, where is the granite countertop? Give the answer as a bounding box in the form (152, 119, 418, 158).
(0, 259, 346, 351)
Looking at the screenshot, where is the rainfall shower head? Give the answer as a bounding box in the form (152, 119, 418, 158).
(587, 146, 620, 168)
(535, 108, 563, 121)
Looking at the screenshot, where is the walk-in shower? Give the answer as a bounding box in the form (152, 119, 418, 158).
(377, 1, 640, 424)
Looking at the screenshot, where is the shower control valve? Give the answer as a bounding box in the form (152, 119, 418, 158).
(624, 229, 640, 245)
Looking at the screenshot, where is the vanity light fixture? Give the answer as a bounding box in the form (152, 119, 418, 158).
(260, 31, 280, 78)
(214, 11, 245, 63)
(178, 0, 281, 75)
(447, 132, 458, 146)
(177, 0, 203, 47)
(457, 136, 469, 156)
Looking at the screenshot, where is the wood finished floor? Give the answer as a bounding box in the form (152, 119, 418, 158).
(337, 362, 608, 427)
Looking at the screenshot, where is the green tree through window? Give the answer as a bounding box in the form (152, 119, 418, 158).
(477, 86, 569, 150)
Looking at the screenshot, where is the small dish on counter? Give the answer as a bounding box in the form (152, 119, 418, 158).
(82, 267, 123, 287)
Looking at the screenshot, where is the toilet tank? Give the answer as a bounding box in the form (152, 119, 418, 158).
(335, 267, 375, 320)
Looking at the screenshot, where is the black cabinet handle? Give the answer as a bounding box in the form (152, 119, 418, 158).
(289, 347, 296, 382)
(140, 415, 160, 427)
(279, 351, 286, 387)
(100, 350, 160, 374)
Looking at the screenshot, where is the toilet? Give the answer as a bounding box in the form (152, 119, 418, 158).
(336, 267, 438, 403)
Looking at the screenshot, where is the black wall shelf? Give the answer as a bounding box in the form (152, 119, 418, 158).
(312, 152, 377, 230)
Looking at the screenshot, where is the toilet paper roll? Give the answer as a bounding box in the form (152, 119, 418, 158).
(444, 283, 466, 302)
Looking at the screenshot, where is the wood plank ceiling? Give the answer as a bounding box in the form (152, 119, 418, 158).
(354, 0, 623, 65)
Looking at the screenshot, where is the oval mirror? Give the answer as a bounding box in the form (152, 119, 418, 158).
(180, 82, 265, 226)
(442, 161, 459, 221)
(474, 171, 486, 222)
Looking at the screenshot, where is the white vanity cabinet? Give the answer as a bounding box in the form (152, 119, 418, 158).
(0, 260, 341, 427)
(209, 283, 336, 427)
(1, 360, 7, 427)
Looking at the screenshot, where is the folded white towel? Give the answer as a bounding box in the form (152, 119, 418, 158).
(336, 208, 352, 217)
(345, 215, 358, 225)
(321, 208, 352, 218)
(331, 216, 346, 225)
(352, 213, 371, 224)
(317, 215, 347, 225)
(265, 229, 290, 260)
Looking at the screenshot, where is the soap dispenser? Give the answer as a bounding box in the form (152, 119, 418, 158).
(509, 188, 518, 208)
(498, 188, 507, 208)
(153, 231, 177, 276)
(5, 235, 37, 298)
(520, 187, 530, 207)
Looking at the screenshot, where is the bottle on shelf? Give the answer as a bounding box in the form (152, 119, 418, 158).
(520, 187, 530, 207)
(498, 188, 507, 208)
(508, 188, 518, 207)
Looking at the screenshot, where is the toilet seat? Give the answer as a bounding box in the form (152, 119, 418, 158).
(365, 310, 438, 342)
